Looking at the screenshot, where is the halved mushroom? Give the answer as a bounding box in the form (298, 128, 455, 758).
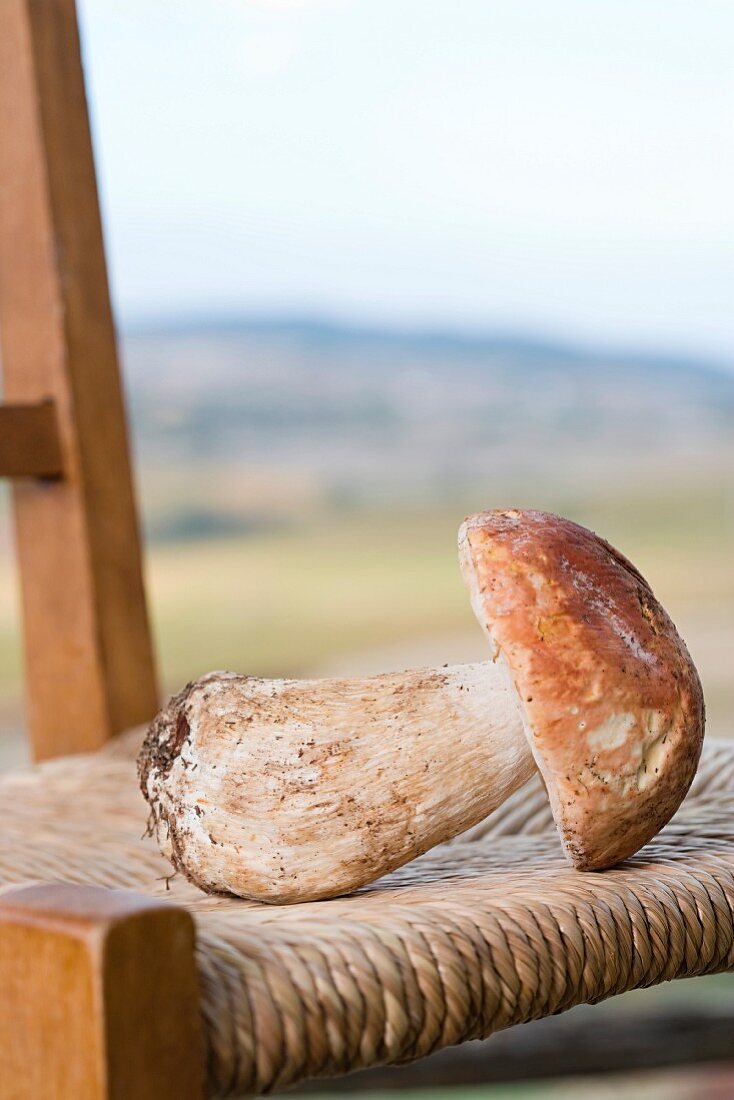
(139, 509, 705, 902)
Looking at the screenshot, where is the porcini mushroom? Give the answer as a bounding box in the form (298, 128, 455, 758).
(139, 509, 704, 903)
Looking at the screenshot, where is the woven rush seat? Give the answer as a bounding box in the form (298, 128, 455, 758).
(2, 734, 734, 1097)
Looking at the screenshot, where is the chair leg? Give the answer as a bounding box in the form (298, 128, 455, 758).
(0, 884, 204, 1100)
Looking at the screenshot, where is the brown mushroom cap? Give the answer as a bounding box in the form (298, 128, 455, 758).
(459, 509, 705, 870)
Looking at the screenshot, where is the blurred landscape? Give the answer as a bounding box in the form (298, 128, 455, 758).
(1, 318, 732, 763)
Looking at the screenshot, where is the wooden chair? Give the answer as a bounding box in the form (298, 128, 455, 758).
(2, 3, 734, 1097)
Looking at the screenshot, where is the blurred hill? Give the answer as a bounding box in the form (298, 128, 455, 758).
(123, 318, 734, 542)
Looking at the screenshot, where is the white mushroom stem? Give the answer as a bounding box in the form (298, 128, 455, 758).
(140, 661, 537, 902)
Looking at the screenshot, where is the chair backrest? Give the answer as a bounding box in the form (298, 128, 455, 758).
(0, 0, 158, 761)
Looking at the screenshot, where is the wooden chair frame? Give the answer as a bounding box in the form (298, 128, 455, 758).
(0, 2, 202, 1096)
(0, 0, 158, 764)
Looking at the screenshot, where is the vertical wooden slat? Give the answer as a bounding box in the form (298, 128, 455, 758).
(0, 0, 159, 759)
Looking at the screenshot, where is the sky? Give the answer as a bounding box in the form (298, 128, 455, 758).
(78, 0, 734, 360)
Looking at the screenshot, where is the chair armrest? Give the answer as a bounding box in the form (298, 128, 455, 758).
(0, 884, 204, 1099)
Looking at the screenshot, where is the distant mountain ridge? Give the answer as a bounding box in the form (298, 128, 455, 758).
(121, 316, 734, 534)
(124, 314, 734, 383)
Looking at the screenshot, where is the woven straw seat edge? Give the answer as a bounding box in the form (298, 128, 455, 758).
(2, 731, 733, 1097)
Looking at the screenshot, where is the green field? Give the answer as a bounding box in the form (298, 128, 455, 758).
(1, 484, 732, 745)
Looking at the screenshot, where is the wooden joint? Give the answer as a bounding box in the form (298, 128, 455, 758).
(0, 884, 205, 1100)
(0, 399, 63, 478)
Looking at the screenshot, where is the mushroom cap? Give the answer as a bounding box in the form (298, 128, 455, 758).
(459, 509, 705, 870)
